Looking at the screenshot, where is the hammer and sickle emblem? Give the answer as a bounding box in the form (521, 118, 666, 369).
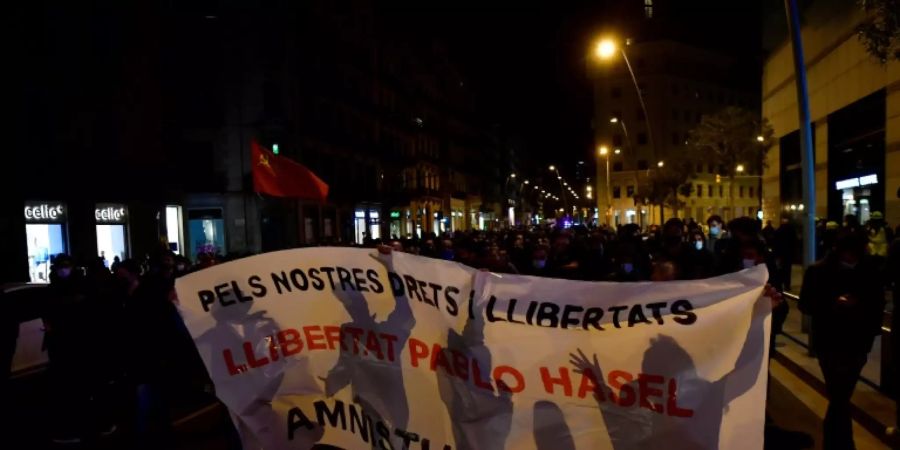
(258, 153, 271, 168)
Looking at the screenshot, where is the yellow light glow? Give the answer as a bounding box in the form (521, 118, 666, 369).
(596, 39, 616, 59)
(510, 173, 516, 178)
(614, 148, 621, 154)
(610, 117, 618, 123)
(549, 165, 556, 171)
(657, 161, 664, 167)
(598, 145, 609, 156)
(756, 135, 765, 142)
(736, 164, 745, 173)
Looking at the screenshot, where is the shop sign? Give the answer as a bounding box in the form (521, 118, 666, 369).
(390, 211, 401, 219)
(835, 174, 877, 190)
(95, 204, 128, 223)
(24, 202, 67, 223)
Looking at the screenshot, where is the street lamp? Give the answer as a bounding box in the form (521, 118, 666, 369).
(549, 165, 570, 212)
(614, 148, 621, 155)
(736, 164, 745, 173)
(598, 145, 612, 226)
(610, 117, 618, 123)
(657, 161, 665, 168)
(510, 173, 516, 178)
(595, 39, 617, 59)
(594, 37, 655, 167)
(523, 180, 529, 185)
(756, 135, 765, 143)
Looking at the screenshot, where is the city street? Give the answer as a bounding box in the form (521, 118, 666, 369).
(6, 354, 894, 449)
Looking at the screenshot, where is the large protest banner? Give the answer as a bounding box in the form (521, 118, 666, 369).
(174, 247, 770, 450)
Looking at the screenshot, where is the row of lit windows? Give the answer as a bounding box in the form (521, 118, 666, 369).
(610, 184, 755, 199)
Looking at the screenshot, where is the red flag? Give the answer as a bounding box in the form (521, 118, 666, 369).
(251, 140, 329, 202)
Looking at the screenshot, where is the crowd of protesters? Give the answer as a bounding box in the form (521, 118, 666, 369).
(9, 210, 897, 448)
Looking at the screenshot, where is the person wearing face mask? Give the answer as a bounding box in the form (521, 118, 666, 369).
(526, 246, 551, 277)
(687, 231, 715, 279)
(45, 254, 93, 444)
(799, 231, 884, 450)
(706, 215, 726, 256)
(652, 218, 705, 280)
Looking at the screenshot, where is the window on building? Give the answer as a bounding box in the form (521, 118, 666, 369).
(637, 160, 648, 170)
(719, 185, 723, 197)
(697, 183, 703, 197)
(613, 162, 623, 172)
(671, 109, 679, 120)
(613, 186, 621, 199)
(683, 110, 691, 121)
(627, 185, 635, 197)
(739, 186, 744, 198)
(611, 87, 622, 99)
(707, 185, 713, 197)
(672, 132, 680, 145)
(749, 186, 755, 198)
(707, 163, 715, 174)
(696, 163, 703, 173)
(644, 0, 653, 18)
(613, 134, 623, 146)
(637, 133, 648, 145)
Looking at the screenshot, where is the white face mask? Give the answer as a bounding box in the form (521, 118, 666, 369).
(622, 263, 634, 274)
(742, 258, 757, 269)
(56, 268, 72, 279)
(709, 226, 720, 236)
(694, 241, 704, 251)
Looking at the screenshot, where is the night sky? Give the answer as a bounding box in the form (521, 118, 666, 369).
(378, 0, 763, 173)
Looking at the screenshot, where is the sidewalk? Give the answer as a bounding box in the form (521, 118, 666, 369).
(771, 264, 897, 449)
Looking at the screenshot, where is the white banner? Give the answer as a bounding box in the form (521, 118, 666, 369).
(174, 247, 770, 450)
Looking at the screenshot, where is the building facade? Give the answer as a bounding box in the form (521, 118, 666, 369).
(589, 40, 761, 227)
(761, 0, 899, 227)
(5, 2, 503, 283)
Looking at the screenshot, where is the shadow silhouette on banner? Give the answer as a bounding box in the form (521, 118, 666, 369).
(437, 288, 514, 450)
(570, 295, 768, 449)
(322, 251, 416, 446)
(533, 401, 576, 450)
(195, 297, 324, 448)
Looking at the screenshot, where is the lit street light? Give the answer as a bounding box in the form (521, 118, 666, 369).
(657, 161, 664, 168)
(595, 39, 616, 59)
(756, 135, 765, 142)
(595, 37, 656, 172)
(548, 165, 556, 171)
(614, 148, 621, 155)
(523, 179, 529, 184)
(510, 173, 516, 178)
(736, 164, 745, 173)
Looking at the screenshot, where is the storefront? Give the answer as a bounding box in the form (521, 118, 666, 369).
(94, 203, 129, 266)
(827, 90, 885, 222)
(353, 207, 381, 244)
(24, 201, 68, 283)
(163, 205, 185, 255)
(187, 208, 226, 259)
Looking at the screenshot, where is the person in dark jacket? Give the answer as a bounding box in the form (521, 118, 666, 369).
(772, 218, 798, 292)
(799, 231, 885, 450)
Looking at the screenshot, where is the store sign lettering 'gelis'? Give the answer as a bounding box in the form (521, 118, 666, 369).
(24, 203, 67, 222)
(95, 204, 128, 223)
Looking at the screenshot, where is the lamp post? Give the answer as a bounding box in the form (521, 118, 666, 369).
(598, 146, 611, 225)
(549, 165, 570, 213)
(596, 38, 656, 165)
